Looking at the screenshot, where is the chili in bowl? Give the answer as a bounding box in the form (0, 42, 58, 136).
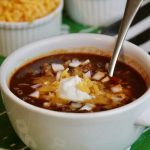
(0, 34, 150, 150)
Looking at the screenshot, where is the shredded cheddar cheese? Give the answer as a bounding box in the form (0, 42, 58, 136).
(34, 67, 102, 100)
(39, 80, 60, 93)
(77, 77, 101, 96)
(0, 0, 60, 22)
(60, 68, 70, 79)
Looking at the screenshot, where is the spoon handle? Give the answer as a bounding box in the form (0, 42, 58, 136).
(108, 0, 143, 77)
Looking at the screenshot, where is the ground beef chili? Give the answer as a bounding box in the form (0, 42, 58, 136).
(9, 53, 147, 113)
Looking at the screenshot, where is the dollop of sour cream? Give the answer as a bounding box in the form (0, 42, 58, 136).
(58, 76, 93, 102)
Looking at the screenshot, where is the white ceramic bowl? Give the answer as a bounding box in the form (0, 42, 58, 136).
(0, 34, 150, 150)
(0, 0, 63, 56)
(65, 0, 127, 26)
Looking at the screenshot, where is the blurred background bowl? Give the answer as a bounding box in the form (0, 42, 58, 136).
(0, 0, 63, 56)
(65, 0, 127, 27)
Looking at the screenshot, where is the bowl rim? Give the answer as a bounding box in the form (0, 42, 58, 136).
(0, 0, 63, 29)
(0, 33, 150, 119)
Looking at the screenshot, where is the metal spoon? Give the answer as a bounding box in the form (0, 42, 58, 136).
(108, 0, 143, 77)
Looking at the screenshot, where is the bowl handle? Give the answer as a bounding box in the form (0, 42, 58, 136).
(135, 109, 150, 126)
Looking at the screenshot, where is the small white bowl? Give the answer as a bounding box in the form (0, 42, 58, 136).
(0, 0, 63, 56)
(65, 0, 127, 26)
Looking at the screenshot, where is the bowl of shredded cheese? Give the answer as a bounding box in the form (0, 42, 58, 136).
(0, 0, 63, 56)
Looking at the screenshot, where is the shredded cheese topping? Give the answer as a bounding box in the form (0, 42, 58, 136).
(0, 0, 60, 22)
